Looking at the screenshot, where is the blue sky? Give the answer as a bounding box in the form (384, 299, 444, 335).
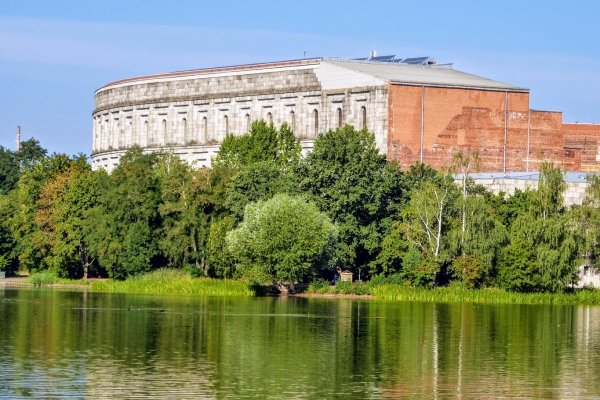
(1, 0, 599, 156)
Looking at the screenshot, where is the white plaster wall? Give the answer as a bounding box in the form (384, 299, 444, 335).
(461, 178, 589, 206)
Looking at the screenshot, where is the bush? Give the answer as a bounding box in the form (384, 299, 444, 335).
(308, 278, 330, 293)
(29, 271, 57, 286)
(227, 193, 338, 285)
(369, 273, 404, 286)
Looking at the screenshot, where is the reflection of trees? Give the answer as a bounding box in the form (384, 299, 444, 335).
(2, 289, 600, 398)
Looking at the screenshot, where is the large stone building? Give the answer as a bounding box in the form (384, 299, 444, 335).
(92, 56, 600, 172)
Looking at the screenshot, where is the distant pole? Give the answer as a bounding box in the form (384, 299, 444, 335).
(420, 86, 425, 163)
(503, 91, 508, 173)
(16, 126, 21, 152)
(303, 51, 306, 59)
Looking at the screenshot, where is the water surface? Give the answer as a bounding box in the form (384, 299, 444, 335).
(1, 287, 599, 398)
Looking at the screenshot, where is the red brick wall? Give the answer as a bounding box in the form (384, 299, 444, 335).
(562, 123, 600, 172)
(387, 83, 582, 172)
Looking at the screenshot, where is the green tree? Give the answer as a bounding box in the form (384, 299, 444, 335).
(395, 175, 457, 285)
(497, 237, 541, 292)
(226, 194, 338, 289)
(225, 161, 299, 220)
(16, 138, 48, 170)
(0, 147, 19, 195)
(157, 153, 234, 275)
(31, 156, 102, 278)
(0, 194, 18, 275)
(298, 125, 407, 275)
(214, 120, 300, 169)
(9, 154, 72, 273)
(206, 215, 236, 278)
(84, 149, 163, 279)
(497, 162, 579, 292)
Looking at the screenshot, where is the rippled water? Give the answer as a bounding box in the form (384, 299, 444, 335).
(1, 287, 600, 398)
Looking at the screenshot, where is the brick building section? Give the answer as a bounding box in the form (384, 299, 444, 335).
(387, 83, 588, 172)
(563, 123, 600, 172)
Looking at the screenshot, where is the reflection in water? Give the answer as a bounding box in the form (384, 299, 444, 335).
(1, 288, 600, 398)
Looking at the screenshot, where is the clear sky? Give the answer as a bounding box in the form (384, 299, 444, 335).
(1, 0, 599, 156)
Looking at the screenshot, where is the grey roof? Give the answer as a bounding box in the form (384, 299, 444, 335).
(456, 172, 597, 183)
(324, 60, 527, 92)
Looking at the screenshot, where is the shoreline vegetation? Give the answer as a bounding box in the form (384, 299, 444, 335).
(15, 270, 600, 305)
(4, 124, 600, 301)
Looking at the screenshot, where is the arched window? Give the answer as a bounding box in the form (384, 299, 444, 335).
(313, 109, 319, 136)
(203, 116, 208, 143)
(182, 118, 188, 144)
(337, 108, 343, 128)
(245, 114, 251, 133)
(267, 112, 273, 124)
(224, 115, 229, 135)
(116, 118, 123, 149)
(162, 119, 168, 145)
(145, 120, 150, 145)
(128, 120, 133, 146)
(95, 119, 101, 151)
(290, 110, 295, 132)
(361, 106, 367, 129)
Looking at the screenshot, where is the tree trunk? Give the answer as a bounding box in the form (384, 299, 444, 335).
(289, 276, 296, 294)
(79, 241, 89, 280)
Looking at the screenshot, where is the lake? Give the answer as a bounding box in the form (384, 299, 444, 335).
(1, 287, 599, 398)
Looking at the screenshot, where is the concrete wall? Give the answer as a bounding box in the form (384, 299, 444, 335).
(465, 177, 589, 206)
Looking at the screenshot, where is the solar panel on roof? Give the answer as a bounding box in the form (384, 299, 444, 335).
(402, 56, 431, 65)
(369, 55, 395, 62)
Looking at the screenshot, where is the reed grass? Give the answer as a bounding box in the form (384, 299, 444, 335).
(370, 285, 600, 305)
(89, 269, 256, 296)
(27, 271, 89, 286)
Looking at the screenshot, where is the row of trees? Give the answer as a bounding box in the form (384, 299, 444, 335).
(1, 120, 599, 292)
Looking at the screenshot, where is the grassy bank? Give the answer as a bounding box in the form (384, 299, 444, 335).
(369, 285, 600, 305)
(23, 270, 600, 305)
(89, 269, 256, 296)
(307, 278, 600, 305)
(26, 272, 89, 286)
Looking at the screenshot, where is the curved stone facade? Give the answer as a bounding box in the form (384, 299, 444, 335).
(92, 59, 389, 171)
(93, 57, 600, 173)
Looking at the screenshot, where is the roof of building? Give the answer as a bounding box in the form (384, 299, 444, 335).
(98, 56, 527, 93)
(456, 171, 597, 183)
(324, 60, 528, 92)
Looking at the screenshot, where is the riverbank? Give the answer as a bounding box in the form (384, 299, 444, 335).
(4, 271, 600, 305)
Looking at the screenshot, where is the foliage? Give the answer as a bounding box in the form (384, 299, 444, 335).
(369, 273, 404, 286)
(206, 215, 236, 279)
(298, 125, 408, 275)
(496, 162, 579, 292)
(0, 147, 19, 195)
(89, 269, 255, 296)
(157, 154, 234, 276)
(1, 128, 596, 297)
(225, 161, 299, 220)
(10, 154, 74, 273)
(214, 120, 300, 169)
(449, 255, 485, 289)
(29, 271, 58, 285)
(307, 278, 330, 293)
(226, 193, 338, 285)
(30, 156, 102, 278)
(84, 149, 163, 279)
